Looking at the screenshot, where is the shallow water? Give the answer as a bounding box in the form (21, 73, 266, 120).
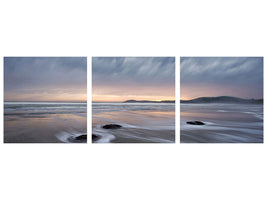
(92, 102, 175, 143)
(180, 103, 263, 143)
(4, 102, 87, 143)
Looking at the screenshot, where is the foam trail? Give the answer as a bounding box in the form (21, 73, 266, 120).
(56, 132, 87, 143)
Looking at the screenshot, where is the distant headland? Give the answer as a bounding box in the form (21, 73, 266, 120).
(180, 96, 263, 104)
(123, 100, 175, 103)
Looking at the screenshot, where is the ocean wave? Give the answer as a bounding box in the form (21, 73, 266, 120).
(243, 112, 263, 120)
(4, 102, 87, 116)
(92, 103, 175, 113)
(217, 110, 227, 112)
(4, 111, 87, 116)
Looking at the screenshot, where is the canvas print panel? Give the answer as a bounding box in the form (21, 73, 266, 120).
(92, 57, 175, 143)
(4, 57, 87, 143)
(180, 57, 263, 143)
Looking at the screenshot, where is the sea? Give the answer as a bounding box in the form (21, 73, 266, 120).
(180, 103, 263, 143)
(4, 101, 87, 143)
(92, 102, 175, 143)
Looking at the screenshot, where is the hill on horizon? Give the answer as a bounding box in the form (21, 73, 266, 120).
(180, 96, 263, 104)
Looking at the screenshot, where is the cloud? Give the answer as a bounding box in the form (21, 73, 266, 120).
(4, 57, 87, 101)
(92, 57, 175, 87)
(180, 57, 263, 99)
(92, 57, 175, 101)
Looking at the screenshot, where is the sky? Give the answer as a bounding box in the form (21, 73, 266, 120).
(180, 57, 263, 100)
(92, 57, 175, 102)
(4, 57, 87, 102)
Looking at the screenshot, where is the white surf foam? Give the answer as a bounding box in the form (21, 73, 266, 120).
(56, 132, 87, 143)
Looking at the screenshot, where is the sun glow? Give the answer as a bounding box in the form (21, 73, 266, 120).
(92, 94, 175, 102)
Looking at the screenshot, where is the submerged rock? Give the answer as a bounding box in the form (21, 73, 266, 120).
(68, 134, 87, 143)
(92, 134, 101, 142)
(75, 134, 87, 140)
(187, 121, 205, 125)
(102, 124, 122, 129)
(70, 134, 101, 143)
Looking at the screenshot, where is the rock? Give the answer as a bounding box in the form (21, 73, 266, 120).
(102, 124, 122, 129)
(187, 121, 205, 125)
(68, 134, 87, 143)
(92, 134, 101, 142)
(75, 134, 87, 140)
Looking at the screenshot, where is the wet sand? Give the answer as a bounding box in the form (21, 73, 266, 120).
(4, 113, 87, 143)
(181, 129, 263, 143)
(180, 103, 263, 143)
(92, 104, 175, 143)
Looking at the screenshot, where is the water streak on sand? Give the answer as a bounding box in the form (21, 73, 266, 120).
(180, 103, 263, 143)
(92, 102, 175, 143)
(56, 132, 87, 143)
(4, 102, 87, 143)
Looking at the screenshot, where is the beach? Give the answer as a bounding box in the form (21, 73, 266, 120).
(180, 103, 263, 143)
(4, 102, 87, 143)
(92, 102, 175, 143)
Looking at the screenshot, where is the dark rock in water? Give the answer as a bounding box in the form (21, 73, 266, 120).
(187, 121, 205, 125)
(75, 134, 87, 140)
(102, 124, 122, 129)
(70, 134, 101, 143)
(92, 134, 101, 142)
(68, 134, 87, 143)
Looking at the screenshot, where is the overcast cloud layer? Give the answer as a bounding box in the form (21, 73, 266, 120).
(180, 57, 263, 99)
(4, 57, 87, 101)
(92, 57, 175, 101)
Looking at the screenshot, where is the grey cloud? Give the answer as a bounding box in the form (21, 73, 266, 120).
(4, 57, 87, 97)
(180, 57, 263, 98)
(92, 57, 175, 87)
